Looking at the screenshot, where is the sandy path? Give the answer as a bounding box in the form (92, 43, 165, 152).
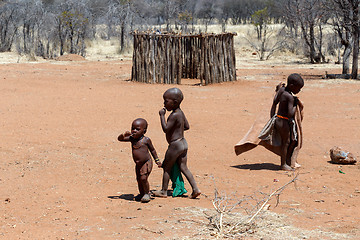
(1, 57, 359, 239)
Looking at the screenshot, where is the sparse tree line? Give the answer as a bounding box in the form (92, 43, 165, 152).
(0, 0, 359, 78)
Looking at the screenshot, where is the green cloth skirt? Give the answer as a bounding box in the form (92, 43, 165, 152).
(171, 163, 187, 197)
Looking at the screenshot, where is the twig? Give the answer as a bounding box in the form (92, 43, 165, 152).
(247, 171, 299, 224)
(209, 172, 299, 238)
(136, 226, 164, 234)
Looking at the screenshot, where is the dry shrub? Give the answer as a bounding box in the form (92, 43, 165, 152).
(206, 172, 299, 238)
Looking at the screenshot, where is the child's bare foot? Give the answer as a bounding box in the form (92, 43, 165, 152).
(153, 190, 167, 198)
(281, 164, 293, 171)
(190, 189, 201, 199)
(141, 194, 151, 203)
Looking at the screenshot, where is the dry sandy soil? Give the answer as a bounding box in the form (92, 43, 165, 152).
(1, 51, 359, 239)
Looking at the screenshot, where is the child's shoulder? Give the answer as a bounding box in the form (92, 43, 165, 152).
(169, 109, 184, 118)
(275, 82, 286, 92)
(277, 86, 286, 94)
(280, 90, 294, 101)
(142, 136, 152, 144)
(274, 85, 285, 100)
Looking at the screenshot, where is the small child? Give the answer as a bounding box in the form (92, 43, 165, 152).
(153, 88, 201, 199)
(118, 118, 161, 203)
(263, 73, 304, 170)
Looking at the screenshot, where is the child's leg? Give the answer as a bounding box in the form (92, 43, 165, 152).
(160, 145, 179, 192)
(287, 120, 300, 168)
(275, 118, 292, 171)
(286, 140, 298, 167)
(138, 162, 152, 203)
(138, 174, 151, 203)
(154, 141, 184, 197)
(138, 174, 150, 194)
(133, 179, 144, 201)
(136, 161, 152, 197)
(136, 168, 145, 196)
(177, 151, 201, 198)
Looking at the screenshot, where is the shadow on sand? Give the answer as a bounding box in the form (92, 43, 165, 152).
(327, 160, 356, 165)
(231, 163, 280, 171)
(108, 194, 134, 201)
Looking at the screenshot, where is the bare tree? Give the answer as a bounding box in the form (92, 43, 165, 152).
(194, 0, 219, 32)
(221, 0, 268, 25)
(179, 0, 197, 32)
(326, 0, 359, 78)
(282, 0, 328, 63)
(349, 0, 360, 79)
(39, 12, 58, 58)
(326, 0, 352, 74)
(222, 0, 245, 25)
(16, 0, 44, 56)
(178, 10, 193, 33)
(0, 2, 19, 52)
(160, 0, 182, 31)
(112, 0, 134, 53)
(55, 0, 92, 56)
(247, 8, 286, 61)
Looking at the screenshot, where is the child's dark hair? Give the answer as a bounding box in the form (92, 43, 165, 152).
(133, 118, 148, 130)
(165, 88, 184, 103)
(287, 73, 304, 87)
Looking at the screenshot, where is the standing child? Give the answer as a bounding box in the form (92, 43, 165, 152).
(118, 118, 162, 203)
(153, 88, 201, 199)
(260, 73, 304, 170)
(234, 74, 304, 170)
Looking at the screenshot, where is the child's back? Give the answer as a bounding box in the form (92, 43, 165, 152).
(271, 84, 299, 120)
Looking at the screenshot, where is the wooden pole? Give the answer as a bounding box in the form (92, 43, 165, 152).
(131, 32, 237, 85)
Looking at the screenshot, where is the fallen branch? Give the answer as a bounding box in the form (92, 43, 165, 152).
(209, 171, 300, 238)
(135, 226, 164, 235)
(247, 171, 299, 224)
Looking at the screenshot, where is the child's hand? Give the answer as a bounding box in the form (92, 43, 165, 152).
(159, 108, 166, 116)
(155, 158, 162, 167)
(118, 131, 131, 141)
(118, 134, 124, 141)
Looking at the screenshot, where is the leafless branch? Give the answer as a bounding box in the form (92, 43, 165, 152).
(208, 171, 300, 238)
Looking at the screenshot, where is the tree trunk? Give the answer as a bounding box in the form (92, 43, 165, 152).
(343, 42, 351, 74)
(351, 2, 359, 79)
(58, 22, 64, 56)
(70, 26, 74, 54)
(351, 31, 359, 79)
(309, 23, 316, 63)
(120, 21, 125, 53)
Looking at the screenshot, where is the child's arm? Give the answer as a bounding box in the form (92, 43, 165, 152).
(287, 95, 297, 118)
(297, 98, 304, 120)
(118, 131, 131, 142)
(297, 97, 304, 110)
(183, 111, 190, 131)
(270, 95, 280, 117)
(146, 138, 162, 167)
(159, 108, 177, 133)
(270, 87, 284, 117)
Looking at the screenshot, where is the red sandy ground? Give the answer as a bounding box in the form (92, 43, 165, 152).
(1, 56, 359, 239)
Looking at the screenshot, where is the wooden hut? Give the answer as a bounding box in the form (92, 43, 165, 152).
(131, 32, 237, 85)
